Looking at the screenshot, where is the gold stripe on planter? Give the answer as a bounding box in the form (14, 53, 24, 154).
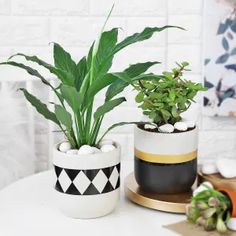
(134, 148, 197, 164)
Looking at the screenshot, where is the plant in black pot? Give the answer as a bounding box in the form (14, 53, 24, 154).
(0, 8, 180, 218)
(132, 62, 206, 194)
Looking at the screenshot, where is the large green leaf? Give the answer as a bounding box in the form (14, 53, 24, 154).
(105, 61, 162, 101)
(84, 73, 118, 107)
(94, 97, 126, 120)
(60, 85, 83, 112)
(53, 43, 77, 75)
(55, 104, 72, 130)
(124, 61, 159, 77)
(114, 26, 183, 53)
(20, 88, 60, 125)
(8, 53, 74, 86)
(75, 56, 87, 91)
(88, 28, 118, 80)
(0, 61, 50, 86)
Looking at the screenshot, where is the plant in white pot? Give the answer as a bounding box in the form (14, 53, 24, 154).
(132, 62, 206, 194)
(0, 9, 180, 218)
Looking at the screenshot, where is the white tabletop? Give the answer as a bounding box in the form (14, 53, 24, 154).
(0, 161, 184, 236)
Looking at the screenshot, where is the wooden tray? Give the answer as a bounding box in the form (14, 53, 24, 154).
(124, 172, 193, 214)
(198, 171, 236, 192)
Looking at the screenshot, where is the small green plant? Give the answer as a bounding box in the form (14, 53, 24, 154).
(133, 62, 206, 126)
(186, 188, 231, 233)
(0, 7, 180, 148)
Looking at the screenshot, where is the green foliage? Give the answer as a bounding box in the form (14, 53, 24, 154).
(0, 8, 181, 148)
(133, 62, 206, 125)
(186, 188, 231, 233)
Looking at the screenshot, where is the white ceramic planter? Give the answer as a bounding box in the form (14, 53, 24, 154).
(53, 142, 120, 219)
(134, 126, 198, 193)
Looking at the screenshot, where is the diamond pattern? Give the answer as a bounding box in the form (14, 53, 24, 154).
(92, 170, 108, 193)
(73, 171, 91, 194)
(54, 163, 120, 195)
(58, 169, 72, 192)
(109, 166, 119, 189)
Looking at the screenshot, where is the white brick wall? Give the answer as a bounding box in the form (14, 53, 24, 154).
(0, 0, 235, 173)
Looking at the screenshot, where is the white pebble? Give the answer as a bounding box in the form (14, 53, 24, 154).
(216, 159, 236, 178)
(193, 181, 213, 196)
(100, 144, 115, 153)
(99, 139, 114, 147)
(174, 122, 188, 131)
(77, 145, 94, 155)
(59, 141, 71, 153)
(66, 149, 78, 155)
(185, 120, 196, 128)
(202, 162, 218, 175)
(227, 218, 236, 231)
(144, 124, 156, 130)
(158, 124, 174, 133)
(91, 147, 101, 153)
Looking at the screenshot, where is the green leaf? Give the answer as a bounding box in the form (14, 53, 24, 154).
(8, 53, 74, 86)
(94, 97, 126, 120)
(114, 26, 184, 53)
(89, 28, 118, 80)
(60, 85, 83, 112)
(124, 61, 160, 77)
(84, 73, 119, 107)
(105, 79, 128, 101)
(0, 61, 50, 86)
(171, 106, 178, 118)
(53, 43, 77, 75)
(20, 88, 60, 125)
(55, 104, 72, 130)
(75, 56, 87, 91)
(135, 92, 144, 103)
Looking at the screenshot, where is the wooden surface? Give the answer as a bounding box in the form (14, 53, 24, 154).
(198, 171, 236, 191)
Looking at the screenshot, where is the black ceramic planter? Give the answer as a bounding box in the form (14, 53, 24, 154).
(134, 126, 198, 194)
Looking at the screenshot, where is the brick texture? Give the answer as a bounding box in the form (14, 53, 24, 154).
(0, 0, 233, 173)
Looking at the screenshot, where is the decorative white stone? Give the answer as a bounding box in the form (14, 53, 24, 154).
(216, 159, 236, 178)
(174, 122, 188, 131)
(158, 124, 174, 133)
(66, 149, 78, 155)
(99, 139, 114, 147)
(91, 147, 101, 153)
(59, 141, 72, 153)
(77, 145, 94, 155)
(185, 120, 196, 128)
(201, 162, 218, 175)
(227, 218, 236, 231)
(100, 144, 116, 153)
(144, 124, 156, 130)
(193, 181, 213, 196)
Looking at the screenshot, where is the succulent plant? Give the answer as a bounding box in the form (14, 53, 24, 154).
(133, 62, 206, 126)
(186, 187, 232, 233)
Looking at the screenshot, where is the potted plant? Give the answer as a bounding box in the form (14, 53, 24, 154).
(0, 8, 179, 218)
(132, 62, 206, 194)
(186, 183, 236, 233)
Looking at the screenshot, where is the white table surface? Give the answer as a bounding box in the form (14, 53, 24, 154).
(0, 160, 184, 236)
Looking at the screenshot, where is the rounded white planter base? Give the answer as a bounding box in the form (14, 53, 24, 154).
(53, 142, 121, 219)
(55, 189, 119, 219)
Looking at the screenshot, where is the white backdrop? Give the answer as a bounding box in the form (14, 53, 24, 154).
(0, 0, 235, 189)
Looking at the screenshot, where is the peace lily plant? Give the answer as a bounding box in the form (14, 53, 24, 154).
(0, 10, 179, 150)
(0, 7, 182, 218)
